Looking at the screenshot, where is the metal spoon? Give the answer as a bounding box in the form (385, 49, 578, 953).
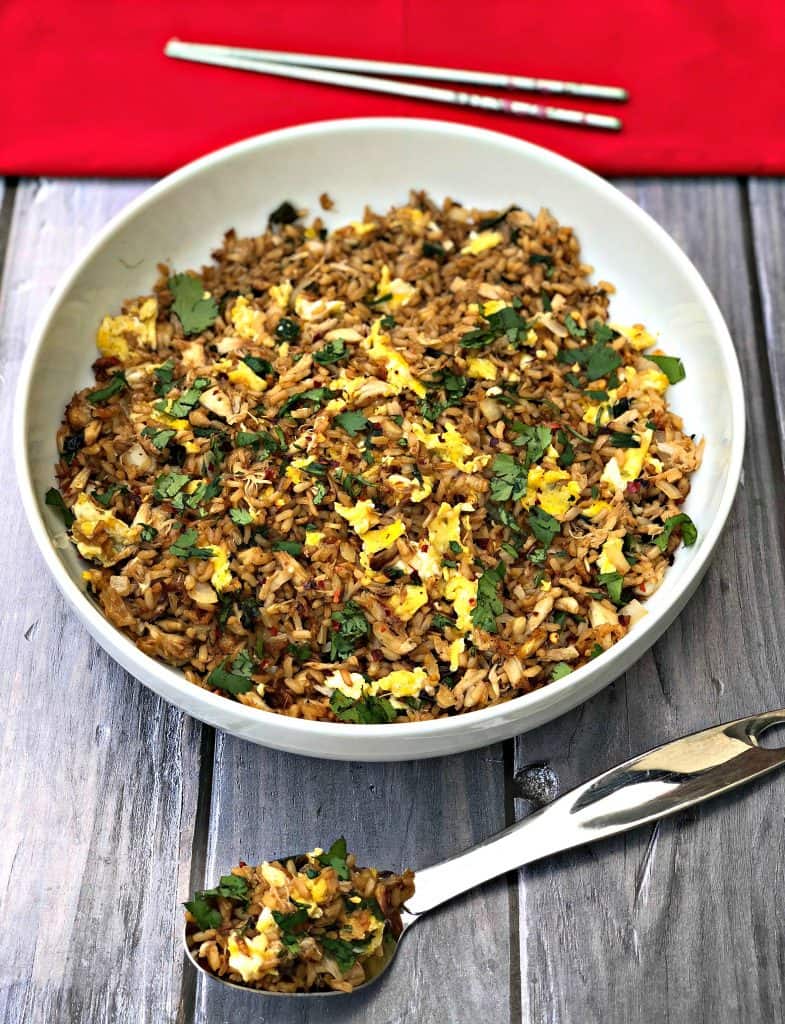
(185, 709, 785, 997)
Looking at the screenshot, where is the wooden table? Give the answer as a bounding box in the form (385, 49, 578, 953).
(2, 175, 784, 1024)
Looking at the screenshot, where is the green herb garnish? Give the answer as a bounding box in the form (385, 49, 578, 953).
(314, 338, 347, 365)
(551, 663, 572, 681)
(277, 387, 331, 418)
(529, 506, 560, 547)
(206, 648, 256, 695)
(489, 454, 528, 503)
(598, 571, 624, 605)
(168, 273, 218, 336)
(45, 487, 75, 528)
(510, 423, 551, 470)
(317, 837, 351, 880)
(647, 353, 686, 384)
(153, 471, 190, 501)
(329, 690, 397, 724)
(169, 528, 213, 560)
(472, 561, 506, 633)
(242, 355, 273, 377)
(142, 426, 176, 450)
(275, 317, 301, 342)
(230, 508, 254, 526)
(653, 513, 697, 552)
(272, 539, 303, 555)
(87, 372, 127, 404)
(329, 600, 370, 661)
(334, 410, 369, 437)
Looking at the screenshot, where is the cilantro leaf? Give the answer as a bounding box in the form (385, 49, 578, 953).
(334, 410, 369, 437)
(277, 387, 331, 418)
(184, 895, 221, 931)
(169, 528, 213, 560)
(609, 431, 640, 448)
(275, 317, 301, 342)
(551, 662, 572, 681)
(230, 508, 254, 525)
(529, 506, 560, 547)
(206, 648, 256, 695)
(320, 935, 364, 974)
(590, 322, 617, 345)
(242, 355, 273, 377)
(653, 513, 697, 552)
(140, 523, 158, 542)
(329, 690, 397, 724)
(142, 426, 176, 450)
(153, 471, 190, 501)
(511, 424, 552, 470)
(287, 642, 312, 663)
(93, 483, 125, 507)
(489, 454, 528, 503)
(647, 353, 686, 384)
(461, 304, 530, 349)
(236, 428, 287, 456)
(203, 874, 250, 902)
(431, 612, 455, 631)
(329, 600, 370, 661)
(272, 539, 303, 555)
(163, 377, 211, 418)
(272, 907, 310, 954)
(564, 314, 586, 339)
(472, 561, 506, 633)
(45, 487, 75, 528)
(318, 837, 350, 880)
(598, 571, 624, 605)
(314, 338, 348, 365)
(87, 372, 127, 404)
(168, 273, 219, 336)
(154, 358, 176, 397)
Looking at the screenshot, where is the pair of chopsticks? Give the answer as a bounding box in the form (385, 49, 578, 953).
(165, 40, 627, 132)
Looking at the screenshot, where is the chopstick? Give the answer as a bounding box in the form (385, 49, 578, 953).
(165, 40, 624, 132)
(165, 40, 627, 103)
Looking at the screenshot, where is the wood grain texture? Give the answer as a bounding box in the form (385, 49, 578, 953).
(193, 734, 512, 1024)
(749, 179, 785, 457)
(514, 180, 785, 1024)
(0, 180, 204, 1024)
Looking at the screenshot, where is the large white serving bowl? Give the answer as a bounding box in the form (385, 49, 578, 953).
(14, 117, 744, 761)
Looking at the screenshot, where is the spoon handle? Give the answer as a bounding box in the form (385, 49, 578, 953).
(405, 710, 785, 917)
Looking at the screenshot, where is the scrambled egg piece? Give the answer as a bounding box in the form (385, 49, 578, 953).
(227, 908, 281, 983)
(375, 265, 416, 309)
(350, 220, 377, 235)
(96, 298, 157, 360)
(444, 573, 478, 632)
(620, 365, 670, 395)
(610, 322, 656, 351)
(149, 405, 189, 429)
(524, 467, 581, 518)
(467, 356, 498, 381)
(363, 319, 426, 398)
(228, 361, 267, 394)
(448, 637, 465, 671)
(70, 493, 140, 567)
(268, 281, 292, 309)
(597, 537, 628, 575)
(294, 295, 346, 321)
(583, 397, 617, 426)
(334, 499, 379, 535)
(230, 296, 266, 342)
(390, 584, 428, 622)
(601, 428, 658, 492)
(206, 545, 232, 592)
(461, 230, 503, 255)
(583, 500, 611, 519)
(387, 473, 434, 503)
(410, 421, 490, 473)
(323, 670, 366, 700)
(373, 667, 429, 698)
(304, 529, 324, 548)
(409, 501, 472, 580)
(286, 457, 316, 484)
(359, 521, 406, 568)
(481, 299, 508, 317)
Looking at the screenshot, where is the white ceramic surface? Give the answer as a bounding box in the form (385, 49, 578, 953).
(14, 118, 745, 761)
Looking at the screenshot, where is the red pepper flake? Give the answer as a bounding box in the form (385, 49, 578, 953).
(625, 480, 641, 496)
(269, 627, 278, 636)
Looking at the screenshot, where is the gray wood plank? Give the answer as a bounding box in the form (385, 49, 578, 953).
(193, 735, 512, 1024)
(0, 180, 204, 1024)
(749, 179, 785, 457)
(514, 179, 785, 1024)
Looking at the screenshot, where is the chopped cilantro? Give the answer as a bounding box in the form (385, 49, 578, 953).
(423, 240, 446, 261)
(329, 600, 370, 661)
(277, 387, 331, 418)
(598, 571, 624, 605)
(272, 907, 309, 954)
(138, 523, 157, 543)
(318, 837, 350, 880)
(201, 874, 250, 902)
(477, 204, 519, 230)
(551, 662, 572, 681)
(153, 471, 190, 501)
(529, 546, 548, 566)
(489, 454, 528, 502)
(647, 353, 686, 384)
(312, 481, 328, 505)
(169, 528, 213, 560)
(272, 539, 303, 555)
(556, 429, 575, 468)
(93, 483, 125, 507)
(461, 303, 530, 349)
(206, 648, 256, 694)
(163, 377, 211, 418)
(501, 541, 519, 558)
(236, 427, 287, 456)
(44, 488, 75, 528)
(589, 642, 604, 659)
(176, 476, 222, 512)
(314, 337, 347, 365)
(529, 507, 560, 547)
(142, 426, 176, 450)
(268, 200, 300, 226)
(242, 355, 273, 377)
(334, 410, 369, 437)
(230, 508, 254, 526)
(431, 612, 455, 631)
(380, 314, 397, 329)
(591, 322, 617, 344)
(168, 274, 218, 336)
(511, 423, 551, 470)
(87, 372, 127, 404)
(154, 358, 176, 397)
(472, 561, 506, 633)
(564, 314, 586, 339)
(609, 431, 640, 448)
(541, 290, 552, 312)
(184, 895, 221, 931)
(329, 690, 397, 724)
(334, 469, 371, 499)
(287, 642, 312, 663)
(61, 431, 85, 464)
(529, 252, 553, 270)
(654, 513, 697, 552)
(320, 935, 365, 974)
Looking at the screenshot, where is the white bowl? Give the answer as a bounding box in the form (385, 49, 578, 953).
(14, 117, 744, 761)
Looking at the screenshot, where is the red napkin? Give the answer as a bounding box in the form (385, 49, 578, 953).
(2, 0, 783, 177)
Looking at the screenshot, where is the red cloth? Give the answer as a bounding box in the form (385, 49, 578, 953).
(2, 1, 783, 177)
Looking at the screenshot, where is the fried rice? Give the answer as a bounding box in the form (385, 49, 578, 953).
(51, 192, 702, 724)
(184, 840, 414, 992)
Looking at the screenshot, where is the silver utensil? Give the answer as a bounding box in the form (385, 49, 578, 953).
(185, 709, 785, 997)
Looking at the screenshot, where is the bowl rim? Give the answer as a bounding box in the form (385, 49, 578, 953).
(13, 115, 746, 744)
